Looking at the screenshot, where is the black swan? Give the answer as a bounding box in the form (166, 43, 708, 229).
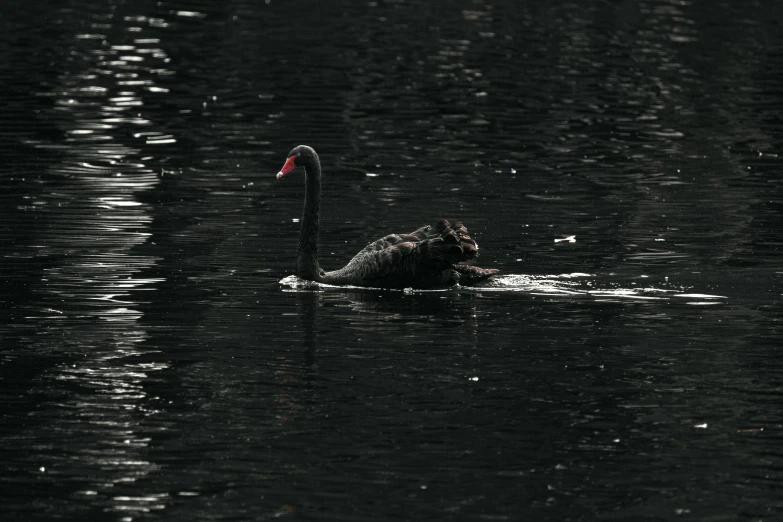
(276, 145, 499, 289)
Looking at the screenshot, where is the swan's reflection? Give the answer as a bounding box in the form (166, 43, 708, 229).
(297, 291, 319, 365)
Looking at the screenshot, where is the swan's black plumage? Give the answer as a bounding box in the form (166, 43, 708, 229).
(276, 145, 498, 289)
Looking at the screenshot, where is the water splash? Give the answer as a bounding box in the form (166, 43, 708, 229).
(279, 273, 727, 304)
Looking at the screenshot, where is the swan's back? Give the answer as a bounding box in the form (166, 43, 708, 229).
(323, 220, 498, 288)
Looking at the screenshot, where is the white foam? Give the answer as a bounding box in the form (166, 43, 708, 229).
(278, 274, 728, 303)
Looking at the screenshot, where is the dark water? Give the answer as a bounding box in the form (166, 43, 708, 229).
(2, 0, 782, 520)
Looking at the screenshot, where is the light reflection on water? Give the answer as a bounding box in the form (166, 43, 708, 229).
(6, 1, 175, 518)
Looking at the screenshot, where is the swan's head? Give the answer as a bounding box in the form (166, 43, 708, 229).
(276, 145, 318, 179)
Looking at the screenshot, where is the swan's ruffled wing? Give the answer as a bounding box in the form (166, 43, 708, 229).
(324, 220, 494, 288)
(359, 219, 477, 259)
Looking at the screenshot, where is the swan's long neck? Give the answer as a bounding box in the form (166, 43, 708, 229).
(297, 156, 322, 280)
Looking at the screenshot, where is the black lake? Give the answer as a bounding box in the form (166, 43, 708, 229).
(1, 0, 782, 520)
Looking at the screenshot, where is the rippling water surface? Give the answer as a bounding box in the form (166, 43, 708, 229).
(1, 0, 782, 520)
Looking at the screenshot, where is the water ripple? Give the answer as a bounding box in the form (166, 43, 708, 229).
(2, 2, 175, 518)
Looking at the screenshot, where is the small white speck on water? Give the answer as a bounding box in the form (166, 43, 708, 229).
(694, 423, 708, 429)
(469, 376, 479, 381)
(39, 466, 45, 472)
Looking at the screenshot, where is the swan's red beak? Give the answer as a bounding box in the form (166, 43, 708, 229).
(276, 156, 297, 180)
